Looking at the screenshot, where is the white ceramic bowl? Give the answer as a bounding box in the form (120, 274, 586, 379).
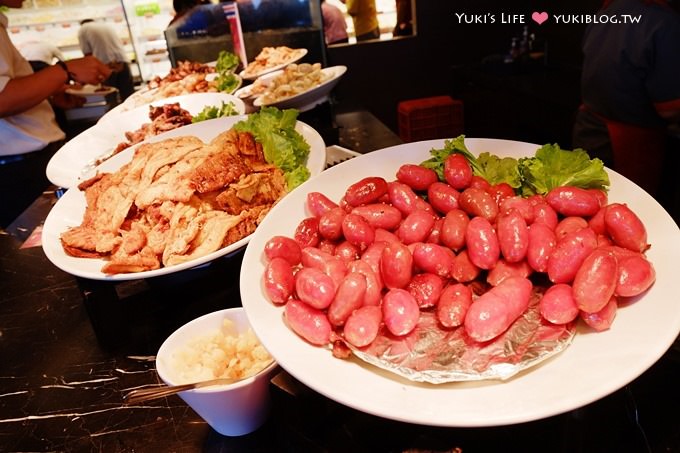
(155, 308, 278, 436)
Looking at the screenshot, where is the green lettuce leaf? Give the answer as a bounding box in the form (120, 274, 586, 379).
(420, 135, 610, 197)
(233, 107, 311, 189)
(421, 135, 521, 189)
(215, 72, 240, 93)
(476, 152, 522, 188)
(518, 144, 610, 196)
(213, 51, 242, 93)
(191, 101, 239, 123)
(420, 135, 474, 180)
(215, 50, 240, 73)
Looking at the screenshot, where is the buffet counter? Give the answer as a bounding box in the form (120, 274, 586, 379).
(1, 109, 679, 452)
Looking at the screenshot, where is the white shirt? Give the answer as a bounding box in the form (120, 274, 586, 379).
(18, 41, 65, 65)
(0, 13, 65, 155)
(77, 21, 128, 64)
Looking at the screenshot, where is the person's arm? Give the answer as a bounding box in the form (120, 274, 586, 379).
(0, 65, 68, 117)
(52, 45, 65, 62)
(0, 56, 111, 118)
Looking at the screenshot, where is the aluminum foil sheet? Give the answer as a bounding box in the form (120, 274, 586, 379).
(348, 288, 576, 383)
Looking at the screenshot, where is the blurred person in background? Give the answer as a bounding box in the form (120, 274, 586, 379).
(1, 0, 111, 227)
(321, 0, 349, 45)
(572, 0, 680, 200)
(393, 0, 412, 36)
(168, 0, 209, 27)
(78, 18, 134, 101)
(341, 0, 379, 41)
(18, 40, 65, 72)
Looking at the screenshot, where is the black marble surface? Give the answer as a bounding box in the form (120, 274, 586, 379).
(1, 109, 679, 452)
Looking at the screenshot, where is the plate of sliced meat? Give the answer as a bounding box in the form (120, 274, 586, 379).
(42, 115, 326, 280)
(46, 92, 245, 189)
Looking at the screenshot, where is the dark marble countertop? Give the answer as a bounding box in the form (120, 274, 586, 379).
(1, 108, 679, 452)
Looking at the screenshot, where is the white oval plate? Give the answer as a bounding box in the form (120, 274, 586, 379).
(102, 75, 242, 120)
(239, 48, 308, 81)
(107, 87, 161, 116)
(47, 92, 246, 189)
(253, 66, 347, 112)
(240, 138, 680, 427)
(42, 116, 326, 281)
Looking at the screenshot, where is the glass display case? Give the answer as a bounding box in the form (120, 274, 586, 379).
(119, 0, 174, 81)
(5, 0, 140, 78)
(164, 0, 325, 68)
(5, 0, 176, 83)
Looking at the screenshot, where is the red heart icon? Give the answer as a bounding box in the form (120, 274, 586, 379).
(532, 11, 549, 25)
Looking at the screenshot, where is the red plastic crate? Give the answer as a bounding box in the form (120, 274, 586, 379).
(398, 96, 464, 142)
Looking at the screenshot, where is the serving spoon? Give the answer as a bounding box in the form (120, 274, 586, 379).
(124, 359, 275, 405)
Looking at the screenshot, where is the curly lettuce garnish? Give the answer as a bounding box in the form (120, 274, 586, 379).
(421, 135, 609, 196)
(214, 50, 241, 93)
(192, 101, 239, 123)
(518, 144, 610, 196)
(421, 135, 522, 188)
(233, 107, 310, 189)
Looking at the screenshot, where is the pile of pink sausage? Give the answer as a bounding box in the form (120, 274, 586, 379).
(261, 153, 656, 355)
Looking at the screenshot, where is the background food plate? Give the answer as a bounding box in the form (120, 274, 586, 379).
(42, 116, 327, 281)
(46, 92, 246, 189)
(239, 138, 680, 427)
(65, 85, 117, 103)
(106, 87, 161, 116)
(101, 74, 242, 120)
(239, 48, 307, 81)
(252, 65, 346, 112)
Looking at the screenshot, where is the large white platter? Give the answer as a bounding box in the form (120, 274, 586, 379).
(42, 116, 326, 281)
(252, 65, 346, 112)
(46, 93, 246, 189)
(240, 138, 680, 427)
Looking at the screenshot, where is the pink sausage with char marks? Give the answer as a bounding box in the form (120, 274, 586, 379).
(545, 186, 600, 217)
(343, 305, 383, 347)
(539, 283, 579, 325)
(327, 272, 368, 327)
(382, 288, 420, 336)
(264, 235, 302, 265)
(396, 164, 438, 191)
(263, 257, 295, 304)
(345, 176, 388, 207)
(437, 283, 473, 328)
(465, 216, 500, 270)
(464, 276, 533, 342)
(307, 192, 338, 217)
(547, 227, 598, 284)
(572, 248, 618, 313)
(285, 299, 332, 346)
(351, 203, 403, 230)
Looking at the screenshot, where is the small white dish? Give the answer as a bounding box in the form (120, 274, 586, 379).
(156, 308, 278, 436)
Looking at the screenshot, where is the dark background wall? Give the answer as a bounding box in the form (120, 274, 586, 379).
(326, 0, 602, 148)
